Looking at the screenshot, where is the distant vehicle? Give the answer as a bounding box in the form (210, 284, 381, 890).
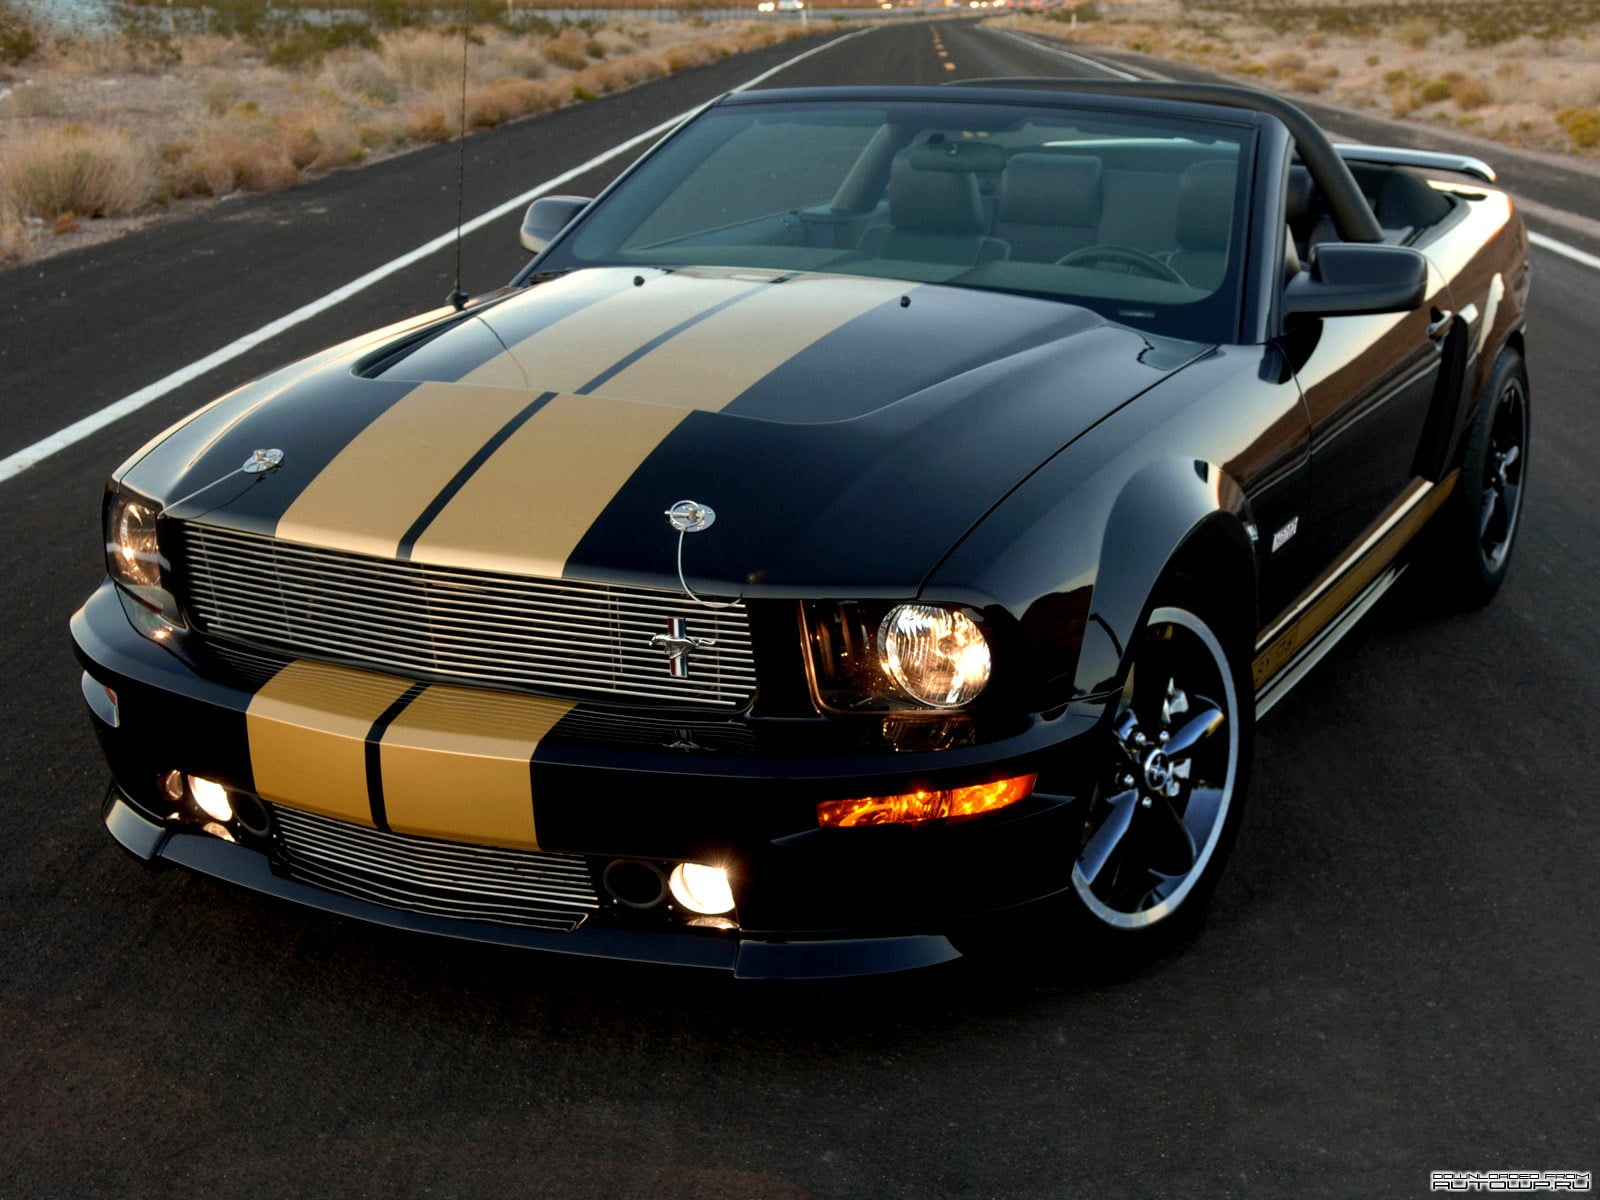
(76, 82, 1530, 979)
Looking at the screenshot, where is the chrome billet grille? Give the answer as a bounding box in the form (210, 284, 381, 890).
(176, 523, 757, 708)
(272, 805, 599, 932)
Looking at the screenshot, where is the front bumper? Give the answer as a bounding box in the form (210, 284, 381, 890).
(74, 580, 1105, 979)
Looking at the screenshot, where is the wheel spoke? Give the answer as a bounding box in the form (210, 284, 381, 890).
(1164, 703, 1224, 762)
(1478, 487, 1498, 537)
(1078, 788, 1138, 885)
(1180, 785, 1225, 846)
(1501, 443, 1520, 472)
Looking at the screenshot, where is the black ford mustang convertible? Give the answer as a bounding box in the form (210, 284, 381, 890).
(73, 80, 1531, 977)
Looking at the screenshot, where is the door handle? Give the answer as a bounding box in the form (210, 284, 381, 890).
(1426, 309, 1453, 345)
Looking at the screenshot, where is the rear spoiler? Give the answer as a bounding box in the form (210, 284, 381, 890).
(1334, 144, 1496, 184)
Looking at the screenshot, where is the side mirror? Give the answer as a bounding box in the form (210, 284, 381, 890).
(1283, 243, 1428, 319)
(520, 195, 591, 254)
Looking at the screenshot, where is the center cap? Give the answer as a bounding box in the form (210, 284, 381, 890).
(1142, 749, 1172, 793)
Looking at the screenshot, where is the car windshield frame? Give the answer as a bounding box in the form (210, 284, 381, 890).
(526, 88, 1268, 345)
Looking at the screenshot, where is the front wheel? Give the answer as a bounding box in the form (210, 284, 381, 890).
(1069, 603, 1254, 945)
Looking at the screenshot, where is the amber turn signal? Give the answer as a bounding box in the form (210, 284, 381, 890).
(817, 773, 1036, 828)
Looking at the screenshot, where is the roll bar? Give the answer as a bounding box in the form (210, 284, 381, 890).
(948, 78, 1385, 244)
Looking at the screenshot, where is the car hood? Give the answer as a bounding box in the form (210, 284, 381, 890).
(124, 266, 1209, 595)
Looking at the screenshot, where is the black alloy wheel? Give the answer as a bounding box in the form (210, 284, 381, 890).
(1434, 347, 1530, 607)
(1071, 604, 1252, 935)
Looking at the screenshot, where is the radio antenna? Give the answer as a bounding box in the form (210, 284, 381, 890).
(448, 3, 470, 312)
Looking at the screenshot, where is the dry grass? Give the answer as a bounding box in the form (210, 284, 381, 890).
(0, 15, 820, 266)
(994, 0, 1600, 159)
(0, 191, 26, 267)
(0, 125, 158, 218)
(5, 81, 64, 118)
(380, 28, 467, 91)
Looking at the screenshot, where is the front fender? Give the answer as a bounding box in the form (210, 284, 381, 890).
(1074, 462, 1255, 698)
(926, 449, 1256, 712)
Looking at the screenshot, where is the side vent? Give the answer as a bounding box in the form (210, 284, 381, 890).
(1412, 315, 1469, 482)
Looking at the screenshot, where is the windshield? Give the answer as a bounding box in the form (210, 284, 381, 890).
(542, 97, 1256, 343)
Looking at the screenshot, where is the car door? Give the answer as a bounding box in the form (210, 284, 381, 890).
(1286, 257, 1455, 564)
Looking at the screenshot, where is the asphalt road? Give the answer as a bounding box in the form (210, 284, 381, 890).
(2, 19, 1597, 1198)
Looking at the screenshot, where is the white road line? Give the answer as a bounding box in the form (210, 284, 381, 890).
(0, 27, 874, 488)
(986, 27, 1142, 81)
(1529, 230, 1600, 272)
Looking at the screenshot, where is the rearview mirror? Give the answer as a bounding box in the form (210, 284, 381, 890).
(1283, 243, 1428, 319)
(520, 195, 591, 254)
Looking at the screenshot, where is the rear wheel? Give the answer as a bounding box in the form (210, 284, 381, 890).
(1433, 348, 1529, 607)
(1069, 603, 1253, 946)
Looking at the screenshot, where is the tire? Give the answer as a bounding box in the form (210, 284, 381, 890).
(1432, 347, 1530, 608)
(1066, 601, 1255, 953)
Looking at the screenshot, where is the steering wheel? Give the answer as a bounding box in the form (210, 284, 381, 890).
(1054, 245, 1188, 285)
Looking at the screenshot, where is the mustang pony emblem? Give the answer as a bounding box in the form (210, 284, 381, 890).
(650, 617, 716, 679)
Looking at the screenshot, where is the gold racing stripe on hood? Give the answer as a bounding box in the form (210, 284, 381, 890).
(246, 660, 415, 827)
(406, 393, 685, 577)
(377, 685, 574, 849)
(407, 275, 916, 575)
(272, 381, 538, 558)
(593, 275, 915, 407)
(458, 267, 787, 393)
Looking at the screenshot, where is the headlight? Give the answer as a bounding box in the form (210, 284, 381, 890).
(879, 604, 991, 707)
(106, 494, 161, 589)
(804, 601, 995, 713)
(104, 491, 183, 629)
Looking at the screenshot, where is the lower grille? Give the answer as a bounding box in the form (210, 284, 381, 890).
(272, 805, 599, 932)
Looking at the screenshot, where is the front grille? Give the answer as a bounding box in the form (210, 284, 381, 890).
(272, 805, 599, 932)
(175, 523, 757, 708)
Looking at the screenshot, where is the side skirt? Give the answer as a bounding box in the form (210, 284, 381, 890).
(1251, 472, 1457, 714)
(1255, 564, 1405, 716)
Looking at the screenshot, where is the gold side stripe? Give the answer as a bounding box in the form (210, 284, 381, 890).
(1252, 473, 1457, 690)
(273, 381, 537, 558)
(592, 275, 916, 408)
(245, 660, 414, 827)
(379, 685, 574, 850)
(459, 267, 786, 393)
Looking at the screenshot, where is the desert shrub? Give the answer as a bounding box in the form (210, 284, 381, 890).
(1289, 71, 1327, 94)
(1, 126, 157, 217)
(1557, 105, 1600, 146)
(266, 22, 378, 69)
(330, 57, 400, 104)
(200, 71, 244, 116)
(178, 33, 246, 67)
(1452, 76, 1493, 109)
(167, 134, 296, 196)
(1395, 17, 1435, 48)
(380, 28, 464, 90)
(1418, 77, 1455, 103)
(276, 107, 364, 169)
(542, 31, 591, 70)
(0, 1, 40, 65)
(1267, 49, 1306, 76)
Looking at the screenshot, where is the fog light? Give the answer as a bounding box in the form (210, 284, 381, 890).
(668, 863, 735, 916)
(188, 775, 233, 823)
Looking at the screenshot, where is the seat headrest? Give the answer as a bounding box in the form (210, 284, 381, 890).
(888, 151, 985, 237)
(1176, 159, 1237, 253)
(998, 154, 1103, 228)
(1285, 164, 1315, 226)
